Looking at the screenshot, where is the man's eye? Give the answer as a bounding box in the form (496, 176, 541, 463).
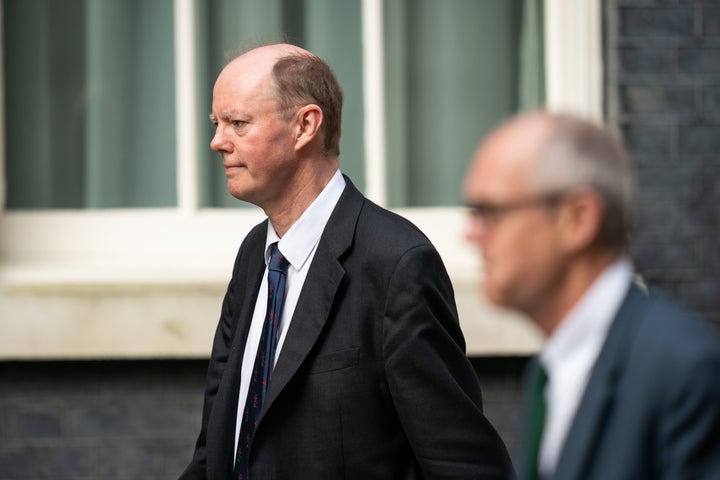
(232, 120, 246, 128)
(484, 210, 501, 223)
(470, 205, 501, 224)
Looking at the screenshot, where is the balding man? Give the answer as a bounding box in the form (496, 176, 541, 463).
(463, 111, 720, 480)
(180, 44, 512, 480)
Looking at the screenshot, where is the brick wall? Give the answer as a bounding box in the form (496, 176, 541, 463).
(607, 0, 720, 320)
(0, 358, 528, 480)
(0, 361, 204, 480)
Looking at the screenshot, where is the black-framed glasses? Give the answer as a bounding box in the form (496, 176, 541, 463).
(466, 191, 567, 227)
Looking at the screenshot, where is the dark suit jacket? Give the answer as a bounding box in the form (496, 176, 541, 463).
(520, 283, 720, 480)
(180, 178, 512, 480)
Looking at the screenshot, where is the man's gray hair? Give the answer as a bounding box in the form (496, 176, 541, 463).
(530, 114, 634, 251)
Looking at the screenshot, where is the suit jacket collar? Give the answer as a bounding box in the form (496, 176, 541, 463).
(553, 283, 649, 479)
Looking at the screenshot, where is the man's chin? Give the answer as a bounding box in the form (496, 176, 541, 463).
(227, 186, 252, 203)
(482, 284, 511, 309)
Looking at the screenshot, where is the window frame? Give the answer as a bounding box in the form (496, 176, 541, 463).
(0, 0, 602, 357)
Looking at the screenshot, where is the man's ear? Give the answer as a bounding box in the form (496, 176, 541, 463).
(294, 104, 323, 151)
(556, 189, 604, 253)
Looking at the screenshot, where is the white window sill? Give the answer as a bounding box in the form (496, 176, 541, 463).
(0, 208, 541, 359)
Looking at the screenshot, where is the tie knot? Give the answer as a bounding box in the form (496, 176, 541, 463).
(268, 243, 289, 274)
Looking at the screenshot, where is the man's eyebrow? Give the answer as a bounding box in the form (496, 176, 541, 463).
(209, 110, 246, 123)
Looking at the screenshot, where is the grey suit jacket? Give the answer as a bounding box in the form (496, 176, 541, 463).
(180, 178, 512, 480)
(521, 283, 720, 480)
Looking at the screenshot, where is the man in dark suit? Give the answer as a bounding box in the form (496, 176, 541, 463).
(180, 43, 512, 480)
(463, 111, 720, 479)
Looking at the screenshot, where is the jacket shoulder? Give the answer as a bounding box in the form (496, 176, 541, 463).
(624, 290, 720, 381)
(354, 200, 435, 250)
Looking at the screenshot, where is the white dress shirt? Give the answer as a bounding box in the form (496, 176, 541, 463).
(538, 258, 633, 478)
(233, 169, 346, 456)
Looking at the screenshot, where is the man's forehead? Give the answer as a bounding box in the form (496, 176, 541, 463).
(212, 64, 278, 109)
(464, 139, 535, 200)
(211, 91, 279, 119)
(477, 117, 555, 177)
(215, 60, 273, 94)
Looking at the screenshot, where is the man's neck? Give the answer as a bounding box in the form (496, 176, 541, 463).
(267, 163, 339, 237)
(534, 250, 623, 336)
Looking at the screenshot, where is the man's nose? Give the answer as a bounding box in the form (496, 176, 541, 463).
(465, 214, 488, 245)
(210, 126, 228, 152)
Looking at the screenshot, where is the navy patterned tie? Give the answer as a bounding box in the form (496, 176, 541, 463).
(234, 243, 289, 480)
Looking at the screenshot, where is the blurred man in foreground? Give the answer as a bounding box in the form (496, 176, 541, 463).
(463, 111, 720, 480)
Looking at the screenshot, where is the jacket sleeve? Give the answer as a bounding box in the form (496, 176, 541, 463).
(657, 339, 720, 479)
(178, 247, 245, 480)
(382, 244, 514, 480)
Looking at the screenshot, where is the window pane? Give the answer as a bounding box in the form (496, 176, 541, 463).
(197, 0, 365, 208)
(4, 0, 176, 209)
(384, 0, 544, 207)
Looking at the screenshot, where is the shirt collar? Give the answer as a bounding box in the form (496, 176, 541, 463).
(540, 257, 634, 372)
(264, 169, 346, 270)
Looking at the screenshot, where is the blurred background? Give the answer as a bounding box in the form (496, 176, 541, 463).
(1, 0, 718, 478)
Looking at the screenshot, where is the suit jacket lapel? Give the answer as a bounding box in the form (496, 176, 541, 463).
(554, 284, 648, 479)
(258, 177, 364, 421)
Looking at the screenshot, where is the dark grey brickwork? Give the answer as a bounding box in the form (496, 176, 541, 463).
(469, 356, 529, 467)
(0, 358, 527, 480)
(0, 361, 206, 480)
(607, 0, 720, 320)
